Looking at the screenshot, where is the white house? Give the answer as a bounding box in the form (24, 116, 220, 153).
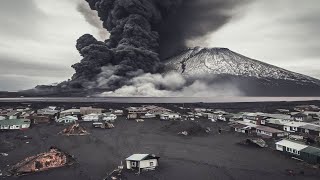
(102, 113, 117, 122)
(82, 113, 101, 122)
(126, 154, 160, 172)
(160, 113, 180, 120)
(275, 139, 308, 156)
(283, 121, 308, 132)
(56, 116, 78, 124)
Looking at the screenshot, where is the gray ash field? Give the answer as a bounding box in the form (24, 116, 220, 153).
(1, 116, 320, 180)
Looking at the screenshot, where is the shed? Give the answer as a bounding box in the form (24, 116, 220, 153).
(300, 146, 320, 164)
(126, 154, 160, 172)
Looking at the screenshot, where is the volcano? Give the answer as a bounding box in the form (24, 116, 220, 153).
(164, 47, 320, 96)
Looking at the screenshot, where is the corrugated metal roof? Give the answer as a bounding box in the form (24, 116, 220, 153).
(276, 139, 308, 151)
(126, 154, 149, 161)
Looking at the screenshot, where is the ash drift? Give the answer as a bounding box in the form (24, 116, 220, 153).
(56, 0, 246, 93)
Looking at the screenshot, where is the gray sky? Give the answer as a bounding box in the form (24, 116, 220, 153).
(0, 0, 319, 91)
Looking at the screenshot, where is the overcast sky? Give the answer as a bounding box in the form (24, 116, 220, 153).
(0, 0, 319, 91)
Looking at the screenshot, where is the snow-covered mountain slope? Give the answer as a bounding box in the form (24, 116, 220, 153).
(165, 47, 320, 86)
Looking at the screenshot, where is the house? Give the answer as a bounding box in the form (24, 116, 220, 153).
(255, 125, 288, 138)
(300, 146, 320, 164)
(294, 105, 319, 112)
(230, 123, 252, 134)
(126, 107, 148, 119)
(0, 116, 6, 120)
(60, 109, 81, 118)
(262, 113, 292, 120)
(277, 109, 290, 114)
(230, 121, 257, 134)
(127, 113, 138, 120)
(144, 105, 172, 115)
(37, 107, 59, 116)
(112, 109, 124, 116)
(276, 139, 308, 157)
(126, 154, 160, 172)
(291, 112, 309, 122)
(243, 113, 267, 125)
(229, 113, 244, 122)
(56, 116, 78, 124)
(265, 118, 291, 130)
(160, 113, 181, 120)
(276, 139, 320, 164)
(218, 114, 234, 122)
(127, 107, 148, 114)
(80, 107, 105, 115)
(27, 114, 51, 124)
(102, 113, 117, 122)
(283, 121, 308, 133)
(300, 124, 320, 137)
(82, 113, 101, 122)
(141, 113, 156, 119)
(0, 119, 31, 130)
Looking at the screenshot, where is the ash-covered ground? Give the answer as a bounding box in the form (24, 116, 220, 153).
(1, 117, 320, 180)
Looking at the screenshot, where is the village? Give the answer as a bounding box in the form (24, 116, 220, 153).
(1, 102, 320, 180)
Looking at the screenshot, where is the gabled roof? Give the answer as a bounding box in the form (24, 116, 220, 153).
(126, 154, 159, 161)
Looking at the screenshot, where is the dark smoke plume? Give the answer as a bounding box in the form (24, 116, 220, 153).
(68, 0, 249, 91)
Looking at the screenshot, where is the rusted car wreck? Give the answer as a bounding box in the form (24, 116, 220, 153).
(8, 147, 75, 176)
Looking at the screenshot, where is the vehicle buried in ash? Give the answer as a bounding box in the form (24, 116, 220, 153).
(7, 147, 75, 176)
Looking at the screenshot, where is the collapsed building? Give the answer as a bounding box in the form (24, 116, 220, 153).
(59, 123, 90, 136)
(8, 147, 75, 176)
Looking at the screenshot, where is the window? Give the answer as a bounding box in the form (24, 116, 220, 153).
(150, 162, 154, 167)
(131, 162, 137, 167)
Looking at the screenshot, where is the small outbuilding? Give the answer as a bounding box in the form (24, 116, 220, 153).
(300, 146, 320, 164)
(125, 154, 160, 172)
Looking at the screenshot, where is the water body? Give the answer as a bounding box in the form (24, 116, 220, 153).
(0, 97, 320, 103)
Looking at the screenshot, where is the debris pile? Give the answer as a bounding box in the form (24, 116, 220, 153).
(104, 163, 124, 180)
(239, 138, 268, 148)
(9, 147, 75, 176)
(59, 123, 90, 136)
(163, 121, 209, 136)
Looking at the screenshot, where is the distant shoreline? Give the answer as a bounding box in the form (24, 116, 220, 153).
(0, 97, 320, 103)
